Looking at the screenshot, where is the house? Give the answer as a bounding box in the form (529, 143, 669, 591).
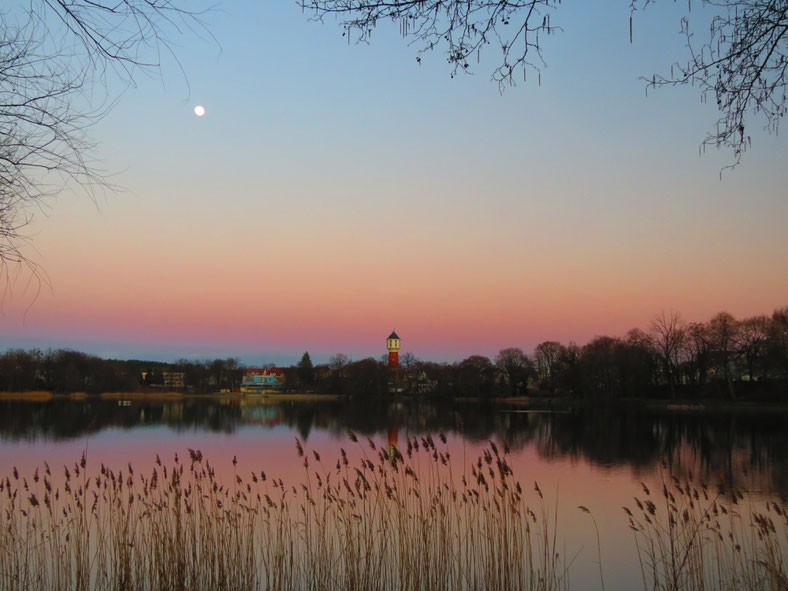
(162, 372, 186, 389)
(240, 367, 285, 393)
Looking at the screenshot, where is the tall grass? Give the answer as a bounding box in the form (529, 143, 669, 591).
(624, 466, 788, 591)
(0, 435, 567, 591)
(2, 435, 786, 590)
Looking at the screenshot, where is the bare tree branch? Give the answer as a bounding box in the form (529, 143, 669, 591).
(298, 0, 562, 89)
(638, 0, 788, 169)
(0, 1, 213, 285)
(301, 0, 787, 168)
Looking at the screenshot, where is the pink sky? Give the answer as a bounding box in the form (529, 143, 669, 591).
(2, 194, 785, 364)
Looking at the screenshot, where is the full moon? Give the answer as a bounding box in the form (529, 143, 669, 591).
(194, 105, 206, 117)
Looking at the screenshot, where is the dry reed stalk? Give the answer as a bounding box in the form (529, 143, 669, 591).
(624, 466, 788, 591)
(6, 434, 783, 590)
(2, 434, 562, 591)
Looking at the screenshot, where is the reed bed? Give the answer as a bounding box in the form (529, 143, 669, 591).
(3, 434, 786, 591)
(0, 434, 567, 591)
(624, 466, 788, 591)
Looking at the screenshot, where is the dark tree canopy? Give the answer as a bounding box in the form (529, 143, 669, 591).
(300, 0, 787, 167)
(297, 351, 316, 385)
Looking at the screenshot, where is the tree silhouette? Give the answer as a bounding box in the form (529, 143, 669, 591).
(649, 311, 686, 398)
(641, 0, 788, 167)
(494, 347, 533, 395)
(297, 351, 315, 386)
(300, 0, 787, 166)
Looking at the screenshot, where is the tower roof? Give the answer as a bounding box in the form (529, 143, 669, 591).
(388, 331, 400, 340)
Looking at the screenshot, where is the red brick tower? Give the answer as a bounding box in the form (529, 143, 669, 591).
(387, 331, 400, 368)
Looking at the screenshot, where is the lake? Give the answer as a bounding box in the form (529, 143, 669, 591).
(1, 396, 786, 590)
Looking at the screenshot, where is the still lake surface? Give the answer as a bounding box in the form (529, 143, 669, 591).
(1, 396, 786, 590)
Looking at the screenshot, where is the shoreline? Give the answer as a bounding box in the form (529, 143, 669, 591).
(2, 390, 787, 412)
(0, 390, 342, 402)
(460, 395, 788, 413)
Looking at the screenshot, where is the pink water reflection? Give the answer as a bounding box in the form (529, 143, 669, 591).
(0, 425, 653, 590)
(1, 400, 786, 591)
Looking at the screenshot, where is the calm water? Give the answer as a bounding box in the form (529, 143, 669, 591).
(1, 396, 787, 590)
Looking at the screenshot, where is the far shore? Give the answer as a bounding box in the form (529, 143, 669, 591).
(494, 396, 788, 413)
(0, 391, 55, 401)
(0, 390, 342, 402)
(2, 391, 787, 412)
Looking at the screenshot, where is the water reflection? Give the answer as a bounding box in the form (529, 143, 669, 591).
(1, 398, 787, 496)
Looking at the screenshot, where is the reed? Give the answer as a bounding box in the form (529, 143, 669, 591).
(0, 436, 566, 591)
(1, 436, 785, 590)
(624, 465, 788, 591)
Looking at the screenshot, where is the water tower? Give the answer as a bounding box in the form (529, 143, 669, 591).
(387, 331, 400, 368)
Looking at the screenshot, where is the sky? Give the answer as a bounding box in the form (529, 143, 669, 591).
(1, 2, 787, 365)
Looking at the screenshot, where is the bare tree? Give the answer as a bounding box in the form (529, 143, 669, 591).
(737, 314, 769, 381)
(553, 341, 581, 395)
(641, 0, 788, 168)
(300, 0, 560, 88)
(707, 310, 740, 398)
(400, 352, 418, 370)
(649, 311, 686, 398)
(620, 328, 658, 396)
(682, 321, 713, 386)
(328, 353, 351, 372)
(398, 351, 419, 392)
(495, 346, 533, 395)
(1, 1, 211, 282)
(768, 306, 788, 379)
(534, 340, 561, 390)
(300, 0, 786, 166)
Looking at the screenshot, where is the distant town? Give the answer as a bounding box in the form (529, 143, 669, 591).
(2, 306, 787, 400)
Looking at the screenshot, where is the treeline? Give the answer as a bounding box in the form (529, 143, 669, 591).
(1, 306, 787, 398)
(309, 306, 788, 399)
(0, 352, 244, 394)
